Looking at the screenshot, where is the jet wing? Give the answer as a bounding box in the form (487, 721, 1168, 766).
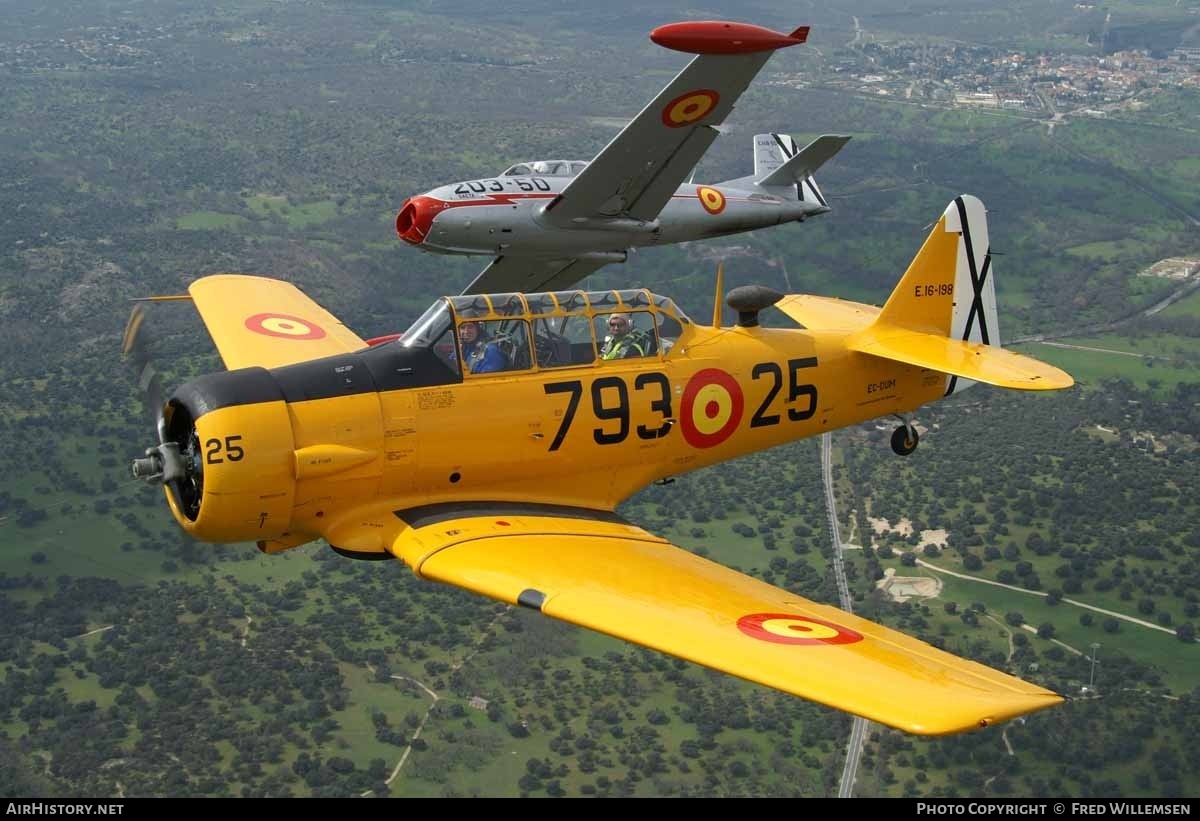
(543, 50, 784, 225)
(462, 255, 608, 296)
(387, 504, 1062, 735)
(189, 274, 365, 370)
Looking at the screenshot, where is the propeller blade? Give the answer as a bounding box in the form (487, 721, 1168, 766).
(122, 304, 166, 432)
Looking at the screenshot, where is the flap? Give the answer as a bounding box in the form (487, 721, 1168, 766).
(189, 274, 366, 370)
(387, 504, 1062, 735)
(851, 325, 1074, 391)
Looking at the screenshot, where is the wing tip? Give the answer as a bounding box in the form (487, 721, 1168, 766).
(898, 691, 1065, 736)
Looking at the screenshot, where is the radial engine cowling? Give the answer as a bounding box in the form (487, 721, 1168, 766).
(157, 368, 297, 543)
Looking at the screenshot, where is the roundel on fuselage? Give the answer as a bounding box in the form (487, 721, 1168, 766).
(697, 186, 726, 214)
(679, 368, 743, 448)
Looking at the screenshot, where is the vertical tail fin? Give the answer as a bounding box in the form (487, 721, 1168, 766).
(877, 195, 998, 344)
(753, 133, 798, 180)
(751, 133, 850, 205)
(871, 196, 1010, 395)
(784, 195, 1072, 393)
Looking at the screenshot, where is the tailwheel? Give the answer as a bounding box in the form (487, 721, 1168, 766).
(890, 424, 918, 456)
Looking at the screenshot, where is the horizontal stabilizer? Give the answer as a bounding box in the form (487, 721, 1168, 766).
(850, 326, 1073, 391)
(757, 134, 851, 187)
(775, 294, 879, 331)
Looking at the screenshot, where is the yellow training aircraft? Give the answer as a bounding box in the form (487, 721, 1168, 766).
(128, 195, 1072, 736)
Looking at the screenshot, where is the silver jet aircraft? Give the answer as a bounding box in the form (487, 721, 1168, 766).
(395, 20, 850, 294)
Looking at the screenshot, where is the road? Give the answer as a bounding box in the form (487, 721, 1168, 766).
(1010, 261, 1200, 346)
(363, 608, 509, 796)
(822, 433, 868, 798)
(915, 559, 1178, 635)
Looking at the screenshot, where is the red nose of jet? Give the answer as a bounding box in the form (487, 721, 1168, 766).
(396, 196, 442, 245)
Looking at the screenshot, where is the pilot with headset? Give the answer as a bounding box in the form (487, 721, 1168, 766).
(458, 320, 507, 373)
(600, 314, 648, 360)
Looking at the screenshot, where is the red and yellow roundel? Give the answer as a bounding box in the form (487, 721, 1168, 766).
(680, 368, 743, 448)
(244, 313, 327, 340)
(661, 89, 719, 128)
(737, 613, 863, 645)
(697, 186, 726, 215)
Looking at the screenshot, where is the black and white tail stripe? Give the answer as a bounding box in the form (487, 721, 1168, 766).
(945, 195, 994, 397)
(802, 176, 827, 207)
(771, 133, 803, 201)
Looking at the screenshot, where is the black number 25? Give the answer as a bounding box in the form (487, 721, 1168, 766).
(750, 358, 818, 428)
(205, 435, 245, 464)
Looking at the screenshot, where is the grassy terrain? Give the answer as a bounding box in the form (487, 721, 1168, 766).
(1017, 340, 1199, 389)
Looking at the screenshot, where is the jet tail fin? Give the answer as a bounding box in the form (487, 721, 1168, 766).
(752, 134, 850, 203)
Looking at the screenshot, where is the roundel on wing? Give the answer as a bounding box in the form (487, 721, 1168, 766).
(697, 186, 726, 215)
(679, 368, 743, 449)
(737, 613, 863, 645)
(245, 313, 327, 340)
(661, 89, 719, 128)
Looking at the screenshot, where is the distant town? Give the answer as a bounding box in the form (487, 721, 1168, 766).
(775, 40, 1200, 120)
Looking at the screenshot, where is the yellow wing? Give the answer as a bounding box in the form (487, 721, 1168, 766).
(189, 274, 366, 370)
(387, 505, 1062, 735)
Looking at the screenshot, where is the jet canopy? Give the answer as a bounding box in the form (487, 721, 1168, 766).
(501, 160, 589, 178)
(398, 288, 692, 376)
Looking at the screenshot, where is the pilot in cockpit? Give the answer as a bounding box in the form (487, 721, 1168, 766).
(600, 314, 648, 360)
(458, 321, 507, 374)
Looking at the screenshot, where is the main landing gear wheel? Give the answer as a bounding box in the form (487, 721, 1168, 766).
(891, 424, 919, 456)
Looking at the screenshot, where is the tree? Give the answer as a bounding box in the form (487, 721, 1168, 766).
(1005, 611, 1025, 627)
(1176, 623, 1195, 643)
(1036, 622, 1055, 639)
(1102, 618, 1120, 634)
